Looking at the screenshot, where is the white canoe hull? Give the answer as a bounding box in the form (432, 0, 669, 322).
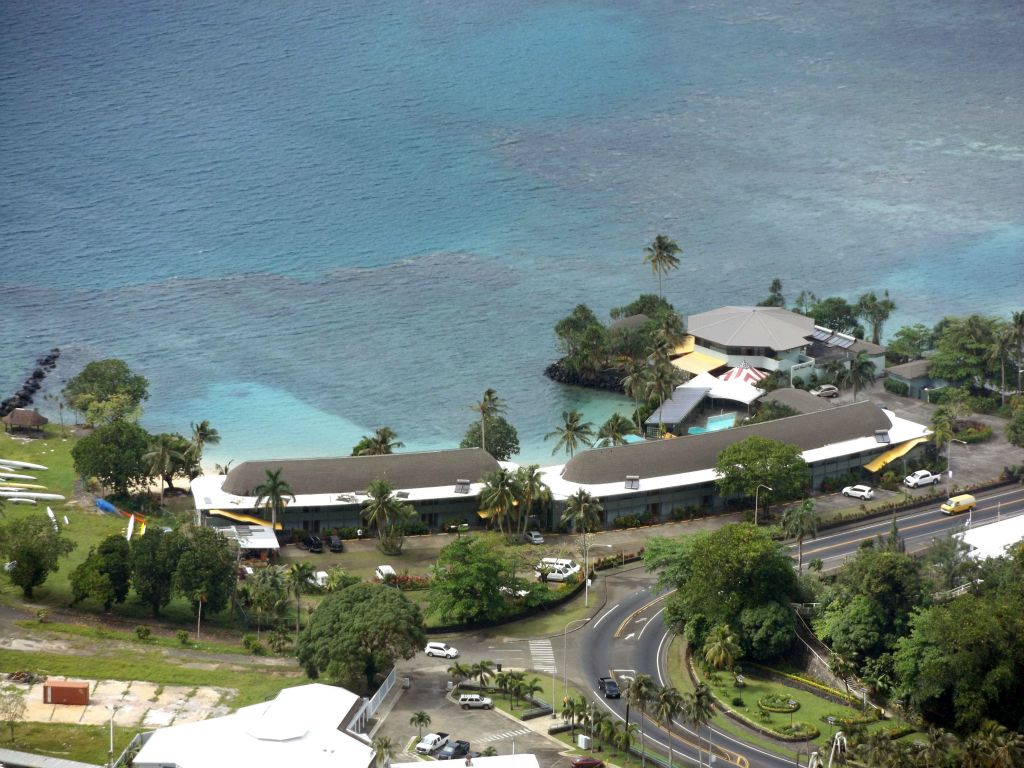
(0, 491, 65, 501)
(0, 458, 48, 471)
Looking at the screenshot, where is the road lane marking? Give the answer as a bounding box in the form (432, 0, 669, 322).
(637, 607, 664, 642)
(614, 591, 674, 638)
(592, 603, 620, 630)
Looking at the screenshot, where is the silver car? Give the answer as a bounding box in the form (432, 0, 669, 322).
(525, 531, 545, 544)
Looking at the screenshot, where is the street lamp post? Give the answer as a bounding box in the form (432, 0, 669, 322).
(106, 704, 120, 768)
(754, 484, 773, 526)
(562, 618, 590, 708)
(585, 544, 614, 608)
(948, 438, 967, 486)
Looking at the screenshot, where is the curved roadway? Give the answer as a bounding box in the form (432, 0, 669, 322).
(574, 484, 1024, 768)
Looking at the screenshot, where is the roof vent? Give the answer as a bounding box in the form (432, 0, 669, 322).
(625, 475, 640, 490)
(874, 430, 891, 444)
(454, 479, 471, 494)
(396, 491, 410, 499)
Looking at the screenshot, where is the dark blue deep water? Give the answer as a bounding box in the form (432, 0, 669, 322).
(2, 0, 1022, 464)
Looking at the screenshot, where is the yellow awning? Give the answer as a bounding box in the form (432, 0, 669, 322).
(208, 509, 283, 531)
(670, 335, 695, 357)
(672, 350, 725, 375)
(864, 437, 929, 473)
(477, 509, 492, 519)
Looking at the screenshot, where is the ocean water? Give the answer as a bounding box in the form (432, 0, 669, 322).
(2, 0, 1022, 467)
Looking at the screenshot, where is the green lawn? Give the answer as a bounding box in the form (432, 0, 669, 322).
(1, 722, 136, 765)
(16, 619, 256, 657)
(0, 647, 307, 709)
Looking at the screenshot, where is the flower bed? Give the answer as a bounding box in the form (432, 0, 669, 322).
(778, 723, 820, 740)
(758, 694, 800, 713)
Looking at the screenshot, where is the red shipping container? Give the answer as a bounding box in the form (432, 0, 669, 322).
(43, 680, 90, 706)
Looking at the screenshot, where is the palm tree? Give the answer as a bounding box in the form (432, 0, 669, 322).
(144, 433, 185, 507)
(243, 566, 286, 641)
(620, 357, 652, 432)
(447, 661, 473, 690)
(409, 710, 431, 740)
(596, 710, 618, 752)
(613, 721, 639, 763)
(515, 676, 543, 709)
(188, 419, 220, 467)
(479, 467, 517, 536)
(472, 659, 496, 689)
(857, 290, 896, 345)
(471, 388, 506, 456)
(655, 311, 687, 353)
(371, 735, 396, 768)
(353, 426, 404, 456)
(965, 720, 1024, 768)
(494, 671, 511, 702)
(989, 324, 1015, 405)
(644, 234, 682, 297)
(596, 413, 638, 447)
(654, 685, 684, 768)
(1012, 310, 1024, 392)
(512, 464, 549, 539)
(627, 673, 656, 767)
(838, 351, 877, 401)
(562, 695, 586, 740)
(285, 562, 315, 636)
(690, 683, 714, 768)
(252, 468, 294, 531)
(561, 488, 603, 542)
(213, 460, 234, 475)
(856, 730, 894, 767)
(645, 355, 683, 434)
(703, 624, 743, 677)
(590, 708, 612, 751)
(545, 410, 595, 458)
(362, 478, 415, 554)
(783, 498, 820, 573)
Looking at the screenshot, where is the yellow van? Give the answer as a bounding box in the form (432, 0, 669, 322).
(940, 494, 976, 515)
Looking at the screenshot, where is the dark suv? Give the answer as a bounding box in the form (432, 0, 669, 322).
(303, 535, 323, 553)
(328, 535, 343, 553)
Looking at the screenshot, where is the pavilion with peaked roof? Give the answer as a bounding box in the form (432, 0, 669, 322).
(1, 408, 48, 433)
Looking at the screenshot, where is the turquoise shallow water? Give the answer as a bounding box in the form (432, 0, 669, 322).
(2, 0, 1022, 466)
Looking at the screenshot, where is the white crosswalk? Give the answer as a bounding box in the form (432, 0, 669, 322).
(478, 727, 531, 744)
(528, 639, 556, 673)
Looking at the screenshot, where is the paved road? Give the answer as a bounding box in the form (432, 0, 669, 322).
(573, 484, 1024, 768)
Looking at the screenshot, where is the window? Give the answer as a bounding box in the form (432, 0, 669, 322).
(624, 475, 640, 490)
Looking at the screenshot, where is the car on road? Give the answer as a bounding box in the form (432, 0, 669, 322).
(303, 535, 323, 553)
(904, 469, 942, 488)
(425, 641, 459, 659)
(437, 739, 471, 760)
(327, 535, 343, 552)
(842, 484, 874, 500)
(415, 732, 449, 755)
(940, 493, 976, 515)
(569, 758, 606, 768)
(458, 693, 493, 709)
(525, 530, 545, 544)
(810, 384, 839, 398)
(598, 676, 620, 698)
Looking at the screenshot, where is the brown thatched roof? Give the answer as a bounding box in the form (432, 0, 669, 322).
(2, 408, 48, 429)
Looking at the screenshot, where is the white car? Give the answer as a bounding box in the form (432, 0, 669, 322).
(904, 469, 942, 488)
(810, 384, 839, 398)
(525, 531, 545, 544)
(842, 485, 874, 500)
(425, 641, 459, 659)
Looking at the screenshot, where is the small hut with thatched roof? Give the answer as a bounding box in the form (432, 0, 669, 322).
(2, 408, 48, 434)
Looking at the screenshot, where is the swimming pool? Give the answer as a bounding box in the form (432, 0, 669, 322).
(707, 413, 737, 431)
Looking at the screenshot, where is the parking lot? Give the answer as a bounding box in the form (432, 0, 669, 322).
(373, 667, 568, 767)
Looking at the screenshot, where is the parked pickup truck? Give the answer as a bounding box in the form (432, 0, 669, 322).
(598, 676, 621, 698)
(415, 732, 450, 754)
(437, 740, 471, 760)
(904, 469, 942, 488)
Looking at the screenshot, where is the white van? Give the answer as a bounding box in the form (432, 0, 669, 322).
(375, 564, 397, 582)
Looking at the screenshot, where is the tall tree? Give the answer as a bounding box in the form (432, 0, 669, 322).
(429, 536, 513, 624)
(479, 467, 517, 536)
(470, 389, 506, 456)
(690, 683, 715, 768)
(252, 468, 295, 531)
(70, 535, 131, 610)
(560, 489, 603, 534)
(596, 412, 638, 447)
(989, 323, 1015, 405)
(714, 436, 809, 511)
(857, 290, 896, 345)
(0, 517, 76, 599)
(620, 357, 652, 432)
(352, 426, 404, 456)
(654, 685, 684, 768)
(130, 527, 186, 617)
(144, 433, 185, 507)
(1012, 310, 1024, 392)
(286, 562, 316, 636)
(782, 499, 819, 573)
(173, 526, 237, 618)
(545, 410, 595, 458)
(361, 478, 415, 554)
(554, 304, 608, 377)
(372, 735, 396, 768)
(188, 420, 220, 470)
(71, 420, 152, 495)
(837, 351, 877, 401)
(460, 414, 520, 461)
(627, 673, 657, 767)
(512, 464, 549, 538)
(703, 624, 743, 675)
(930, 314, 1000, 386)
(409, 711, 431, 740)
(63, 359, 149, 427)
(757, 278, 786, 308)
(643, 234, 682, 297)
(296, 583, 426, 694)
(645, 354, 684, 433)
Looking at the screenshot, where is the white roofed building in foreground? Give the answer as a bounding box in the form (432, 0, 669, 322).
(394, 756, 540, 768)
(133, 683, 374, 768)
(957, 515, 1024, 560)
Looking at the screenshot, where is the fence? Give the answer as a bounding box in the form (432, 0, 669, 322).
(349, 667, 397, 733)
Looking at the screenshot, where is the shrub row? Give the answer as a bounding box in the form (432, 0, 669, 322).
(883, 378, 909, 396)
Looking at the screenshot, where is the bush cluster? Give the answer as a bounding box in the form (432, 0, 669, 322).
(612, 512, 655, 528)
(758, 694, 800, 713)
(954, 420, 993, 444)
(883, 378, 910, 396)
(389, 573, 431, 591)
